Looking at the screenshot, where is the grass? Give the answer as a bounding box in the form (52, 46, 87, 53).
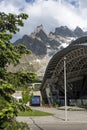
(18, 109, 53, 116)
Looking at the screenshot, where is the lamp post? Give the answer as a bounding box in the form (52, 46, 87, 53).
(64, 57, 67, 121)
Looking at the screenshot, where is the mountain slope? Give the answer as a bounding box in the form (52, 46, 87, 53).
(12, 25, 87, 79)
(14, 25, 75, 56)
(14, 25, 87, 57)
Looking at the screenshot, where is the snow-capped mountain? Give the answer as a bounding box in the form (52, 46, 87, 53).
(12, 25, 87, 79)
(14, 25, 80, 56)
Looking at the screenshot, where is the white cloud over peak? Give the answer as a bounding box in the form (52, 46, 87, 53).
(0, 0, 87, 41)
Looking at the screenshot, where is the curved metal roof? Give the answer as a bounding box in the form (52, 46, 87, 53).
(41, 36, 87, 90)
(70, 36, 87, 46)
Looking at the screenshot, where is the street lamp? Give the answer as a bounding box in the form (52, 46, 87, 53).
(64, 57, 67, 121)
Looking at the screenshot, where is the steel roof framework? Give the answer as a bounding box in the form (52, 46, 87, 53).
(41, 37, 87, 105)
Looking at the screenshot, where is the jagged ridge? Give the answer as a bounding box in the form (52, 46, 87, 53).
(14, 25, 87, 56)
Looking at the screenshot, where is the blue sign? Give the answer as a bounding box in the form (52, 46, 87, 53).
(31, 96, 40, 106)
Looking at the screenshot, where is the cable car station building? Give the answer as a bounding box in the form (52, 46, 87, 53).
(40, 37, 87, 106)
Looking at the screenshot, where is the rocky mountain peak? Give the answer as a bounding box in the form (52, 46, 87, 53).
(35, 24, 44, 33)
(74, 26, 84, 37)
(54, 26, 75, 37)
(30, 24, 48, 41)
(14, 25, 87, 56)
(13, 25, 87, 80)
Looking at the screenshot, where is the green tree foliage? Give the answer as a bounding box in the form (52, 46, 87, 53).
(0, 12, 28, 33)
(0, 12, 32, 129)
(22, 88, 33, 104)
(14, 44, 32, 55)
(6, 71, 37, 88)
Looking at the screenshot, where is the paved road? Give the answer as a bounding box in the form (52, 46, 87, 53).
(29, 123, 87, 130)
(31, 106, 87, 121)
(16, 107, 87, 130)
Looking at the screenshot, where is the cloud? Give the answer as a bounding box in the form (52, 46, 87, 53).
(25, 0, 35, 3)
(79, 0, 87, 8)
(23, 0, 87, 30)
(1, 0, 87, 41)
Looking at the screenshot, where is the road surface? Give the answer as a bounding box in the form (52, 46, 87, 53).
(16, 107, 87, 130)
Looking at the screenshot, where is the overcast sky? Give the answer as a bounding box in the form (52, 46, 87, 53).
(0, 0, 87, 41)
